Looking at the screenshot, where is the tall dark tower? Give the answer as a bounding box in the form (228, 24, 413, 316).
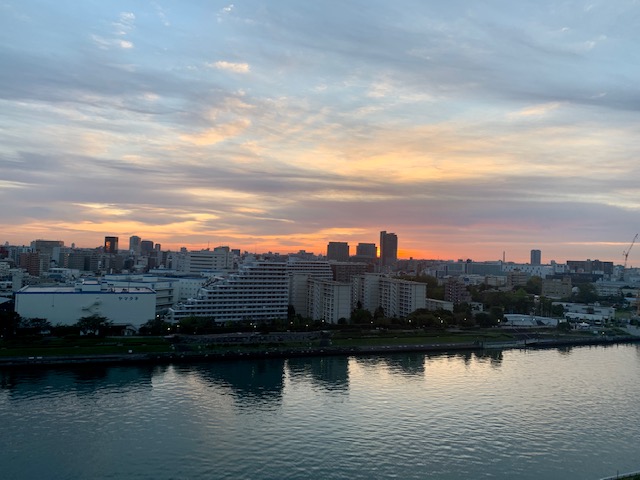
(327, 242, 350, 261)
(380, 231, 398, 268)
(104, 236, 119, 254)
(530, 249, 541, 266)
(129, 235, 141, 254)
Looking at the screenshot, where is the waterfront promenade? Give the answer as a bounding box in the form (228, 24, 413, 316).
(1, 330, 638, 368)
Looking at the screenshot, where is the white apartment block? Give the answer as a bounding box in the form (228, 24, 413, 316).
(0, 261, 11, 276)
(173, 276, 209, 302)
(168, 259, 289, 323)
(351, 273, 381, 311)
(15, 280, 156, 327)
(502, 264, 554, 278)
(188, 248, 233, 273)
(167, 247, 234, 275)
(287, 260, 333, 317)
(352, 273, 426, 319)
(425, 298, 454, 312)
(307, 279, 351, 323)
(380, 277, 427, 318)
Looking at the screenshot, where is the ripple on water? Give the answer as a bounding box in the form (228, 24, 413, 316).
(2, 346, 640, 479)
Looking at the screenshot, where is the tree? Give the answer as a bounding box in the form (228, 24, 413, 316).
(0, 310, 21, 338)
(351, 308, 373, 324)
(19, 317, 52, 336)
(512, 288, 534, 314)
(76, 314, 112, 337)
(407, 309, 446, 329)
(524, 276, 542, 295)
(139, 317, 173, 336)
(551, 303, 565, 317)
(475, 312, 498, 328)
(177, 315, 216, 334)
(489, 306, 504, 321)
(575, 283, 598, 304)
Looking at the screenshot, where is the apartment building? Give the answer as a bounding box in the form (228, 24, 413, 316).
(168, 259, 288, 323)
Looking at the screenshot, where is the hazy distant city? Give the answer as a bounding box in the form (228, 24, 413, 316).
(3, 230, 639, 337)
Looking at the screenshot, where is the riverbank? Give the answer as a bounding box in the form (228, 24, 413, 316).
(1, 332, 638, 368)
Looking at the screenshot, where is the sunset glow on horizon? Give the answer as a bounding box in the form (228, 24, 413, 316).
(2, 1, 640, 265)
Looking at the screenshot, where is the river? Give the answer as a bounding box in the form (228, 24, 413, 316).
(2, 344, 640, 479)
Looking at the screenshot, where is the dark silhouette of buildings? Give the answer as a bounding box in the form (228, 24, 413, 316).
(327, 242, 349, 262)
(104, 236, 118, 254)
(379, 231, 397, 268)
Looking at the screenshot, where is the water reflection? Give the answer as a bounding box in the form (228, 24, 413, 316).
(380, 352, 426, 376)
(0, 365, 157, 399)
(557, 345, 573, 355)
(189, 358, 286, 401)
(2, 346, 640, 480)
(452, 350, 474, 366)
(286, 356, 349, 391)
(473, 349, 504, 366)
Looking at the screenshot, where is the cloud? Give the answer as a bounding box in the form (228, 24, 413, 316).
(510, 102, 562, 118)
(114, 12, 136, 33)
(179, 119, 251, 145)
(209, 61, 250, 73)
(2, 1, 640, 261)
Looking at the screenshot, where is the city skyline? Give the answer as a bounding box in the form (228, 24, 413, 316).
(4, 233, 632, 268)
(2, 1, 640, 264)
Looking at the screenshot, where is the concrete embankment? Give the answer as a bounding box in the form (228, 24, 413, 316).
(600, 470, 640, 480)
(1, 335, 638, 369)
(0, 342, 480, 368)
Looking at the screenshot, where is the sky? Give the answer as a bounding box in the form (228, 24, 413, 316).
(1, 1, 640, 264)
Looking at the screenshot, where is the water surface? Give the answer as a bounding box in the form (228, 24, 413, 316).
(2, 344, 640, 479)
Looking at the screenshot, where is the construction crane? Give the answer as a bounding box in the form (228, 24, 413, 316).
(623, 234, 638, 270)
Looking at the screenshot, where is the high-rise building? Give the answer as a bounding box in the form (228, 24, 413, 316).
(356, 243, 377, 259)
(31, 239, 64, 257)
(330, 262, 369, 282)
(530, 249, 541, 266)
(129, 236, 141, 254)
(379, 231, 398, 268)
(327, 242, 350, 262)
(140, 240, 154, 256)
(19, 252, 48, 276)
(104, 236, 119, 254)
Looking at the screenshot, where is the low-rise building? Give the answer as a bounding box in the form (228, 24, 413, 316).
(15, 280, 156, 328)
(444, 278, 472, 305)
(425, 298, 454, 312)
(542, 277, 572, 299)
(103, 274, 179, 315)
(553, 302, 615, 323)
(506, 271, 529, 289)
